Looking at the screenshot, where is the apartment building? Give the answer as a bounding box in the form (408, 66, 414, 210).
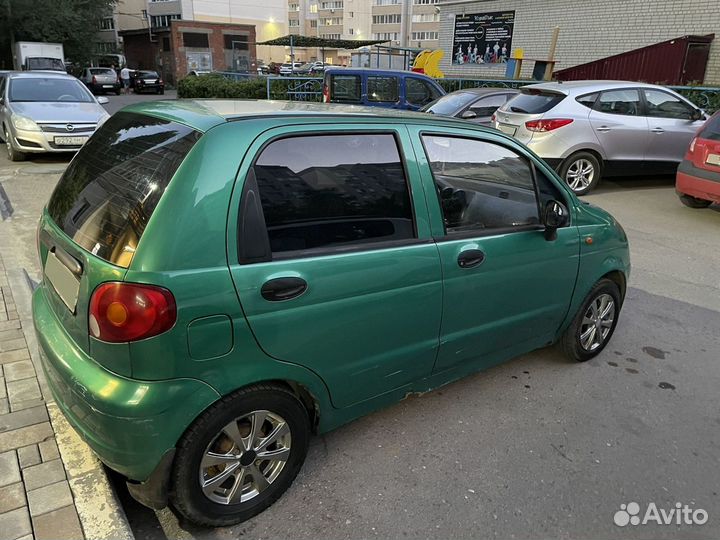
(371, 0, 439, 49)
(95, 0, 148, 54)
(288, 0, 372, 64)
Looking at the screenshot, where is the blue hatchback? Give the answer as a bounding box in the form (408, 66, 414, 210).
(322, 68, 445, 110)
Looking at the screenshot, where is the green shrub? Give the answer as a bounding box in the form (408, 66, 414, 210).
(177, 74, 267, 99)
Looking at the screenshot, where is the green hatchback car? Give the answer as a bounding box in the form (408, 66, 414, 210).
(33, 100, 630, 526)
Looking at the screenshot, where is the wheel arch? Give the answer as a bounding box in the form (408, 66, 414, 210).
(600, 269, 627, 305)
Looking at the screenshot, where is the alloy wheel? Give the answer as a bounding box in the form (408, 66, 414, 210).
(199, 410, 291, 505)
(5, 131, 12, 159)
(579, 293, 615, 351)
(565, 158, 595, 192)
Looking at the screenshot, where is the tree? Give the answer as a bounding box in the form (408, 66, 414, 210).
(0, 0, 117, 68)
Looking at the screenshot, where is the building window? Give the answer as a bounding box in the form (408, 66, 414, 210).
(162, 37, 171, 51)
(99, 17, 115, 30)
(288, 3, 300, 11)
(348, 28, 354, 35)
(224, 34, 249, 50)
(373, 32, 399, 41)
(321, 17, 342, 25)
(375, 0, 400, 4)
(289, 19, 300, 27)
(310, 20, 318, 28)
(411, 31, 438, 40)
(320, 33, 341, 39)
(183, 32, 209, 48)
(310, 3, 318, 12)
(320, 1, 343, 9)
(150, 14, 180, 27)
(373, 14, 401, 24)
(413, 0, 438, 4)
(412, 13, 439, 23)
(349, 11, 353, 17)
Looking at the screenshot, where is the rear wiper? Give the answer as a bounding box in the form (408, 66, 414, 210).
(510, 106, 529, 113)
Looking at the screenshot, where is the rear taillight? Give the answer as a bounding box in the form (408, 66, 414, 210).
(689, 137, 697, 154)
(92, 76, 97, 85)
(89, 282, 176, 343)
(525, 118, 574, 132)
(490, 113, 496, 123)
(158, 78, 163, 84)
(322, 83, 329, 103)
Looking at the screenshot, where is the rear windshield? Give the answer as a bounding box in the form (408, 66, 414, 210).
(47, 112, 201, 268)
(700, 113, 720, 141)
(138, 71, 159, 78)
(90, 68, 115, 76)
(505, 90, 565, 114)
(422, 92, 477, 115)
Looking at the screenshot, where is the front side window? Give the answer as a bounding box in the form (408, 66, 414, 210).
(643, 89, 695, 120)
(367, 76, 398, 102)
(253, 134, 414, 254)
(330, 74, 361, 103)
(406, 78, 441, 106)
(596, 89, 641, 116)
(422, 135, 540, 232)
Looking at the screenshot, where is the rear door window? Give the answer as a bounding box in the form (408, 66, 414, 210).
(505, 91, 565, 114)
(47, 112, 200, 268)
(252, 133, 415, 255)
(330, 75, 361, 103)
(469, 94, 508, 117)
(367, 76, 399, 102)
(576, 92, 598, 109)
(596, 89, 641, 116)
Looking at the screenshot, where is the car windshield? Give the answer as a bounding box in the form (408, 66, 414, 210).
(90, 68, 115, 76)
(422, 92, 478, 115)
(9, 78, 94, 103)
(26, 57, 65, 71)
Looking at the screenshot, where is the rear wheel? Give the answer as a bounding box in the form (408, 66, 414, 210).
(679, 194, 712, 208)
(4, 128, 26, 162)
(561, 279, 621, 362)
(170, 385, 310, 527)
(559, 152, 601, 195)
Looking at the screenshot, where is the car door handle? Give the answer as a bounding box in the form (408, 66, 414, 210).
(596, 126, 611, 132)
(457, 249, 485, 269)
(651, 127, 665, 133)
(261, 277, 308, 301)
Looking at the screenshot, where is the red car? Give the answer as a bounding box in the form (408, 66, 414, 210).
(676, 110, 720, 208)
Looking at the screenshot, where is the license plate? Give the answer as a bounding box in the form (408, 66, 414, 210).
(497, 123, 517, 136)
(45, 252, 80, 312)
(706, 153, 720, 166)
(54, 136, 89, 146)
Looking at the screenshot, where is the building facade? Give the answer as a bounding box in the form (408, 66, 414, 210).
(370, 0, 439, 50)
(438, 0, 720, 85)
(95, 0, 148, 54)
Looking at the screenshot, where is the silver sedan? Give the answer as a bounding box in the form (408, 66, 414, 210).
(421, 87, 518, 125)
(0, 71, 110, 161)
(493, 81, 706, 194)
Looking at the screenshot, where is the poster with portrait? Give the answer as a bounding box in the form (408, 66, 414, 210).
(452, 11, 515, 66)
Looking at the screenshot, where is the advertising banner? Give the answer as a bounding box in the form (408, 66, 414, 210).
(452, 11, 515, 65)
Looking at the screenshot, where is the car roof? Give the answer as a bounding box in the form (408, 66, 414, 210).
(324, 67, 435, 79)
(450, 87, 519, 96)
(7, 71, 75, 80)
(121, 99, 498, 133)
(522, 80, 673, 95)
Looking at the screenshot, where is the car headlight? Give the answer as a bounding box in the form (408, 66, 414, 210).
(12, 115, 41, 132)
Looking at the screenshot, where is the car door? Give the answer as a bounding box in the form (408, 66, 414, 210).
(405, 77, 443, 111)
(642, 88, 705, 163)
(409, 127, 580, 372)
(464, 93, 514, 125)
(227, 125, 443, 408)
(588, 88, 650, 163)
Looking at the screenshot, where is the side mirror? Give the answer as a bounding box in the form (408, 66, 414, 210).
(542, 200, 569, 241)
(460, 110, 477, 119)
(690, 109, 703, 122)
(97, 96, 109, 105)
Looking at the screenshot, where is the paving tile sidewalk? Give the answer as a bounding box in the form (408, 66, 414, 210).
(0, 256, 84, 540)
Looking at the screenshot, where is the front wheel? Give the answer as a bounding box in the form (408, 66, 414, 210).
(679, 194, 712, 208)
(558, 152, 602, 195)
(5, 129, 26, 162)
(561, 279, 621, 362)
(170, 385, 310, 527)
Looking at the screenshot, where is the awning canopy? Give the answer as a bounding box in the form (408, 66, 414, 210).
(258, 34, 389, 49)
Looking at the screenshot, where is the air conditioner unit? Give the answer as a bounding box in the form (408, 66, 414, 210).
(330, 8, 335, 13)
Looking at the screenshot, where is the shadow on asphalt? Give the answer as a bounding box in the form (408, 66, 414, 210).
(592, 174, 676, 194)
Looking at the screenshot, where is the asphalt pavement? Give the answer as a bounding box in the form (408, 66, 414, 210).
(0, 101, 718, 539)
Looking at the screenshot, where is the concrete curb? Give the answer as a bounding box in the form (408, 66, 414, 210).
(6, 266, 134, 540)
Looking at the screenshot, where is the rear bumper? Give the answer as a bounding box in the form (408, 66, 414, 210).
(88, 82, 120, 93)
(32, 284, 220, 482)
(676, 160, 720, 203)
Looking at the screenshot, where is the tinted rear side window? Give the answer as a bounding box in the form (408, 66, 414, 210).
(576, 92, 598, 109)
(47, 112, 200, 268)
(700, 113, 720, 141)
(330, 75, 361, 103)
(253, 134, 414, 254)
(506, 91, 565, 114)
(367, 76, 399, 102)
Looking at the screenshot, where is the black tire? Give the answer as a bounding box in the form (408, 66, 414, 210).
(159, 89, 165, 95)
(115, 89, 122, 96)
(4, 129, 26, 162)
(558, 152, 602, 196)
(679, 194, 712, 208)
(561, 278, 621, 362)
(170, 384, 310, 527)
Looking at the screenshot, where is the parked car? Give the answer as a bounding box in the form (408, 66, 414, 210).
(187, 70, 212, 77)
(33, 100, 629, 527)
(323, 68, 445, 110)
(266, 62, 283, 75)
(279, 62, 303, 76)
(493, 81, 706, 194)
(293, 63, 317, 75)
(131, 70, 165, 94)
(675, 110, 720, 208)
(80, 67, 121, 95)
(422, 87, 519, 125)
(0, 71, 110, 161)
(256, 61, 269, 75)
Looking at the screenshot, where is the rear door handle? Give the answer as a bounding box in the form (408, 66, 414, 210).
(261, 277, 308, 301)
(457, 249, 485, 269)
(596, 126, 611, 132)
(651, 127, 665, 133)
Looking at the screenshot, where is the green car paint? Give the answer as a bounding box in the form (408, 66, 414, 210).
(32, 101, 630, 487)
